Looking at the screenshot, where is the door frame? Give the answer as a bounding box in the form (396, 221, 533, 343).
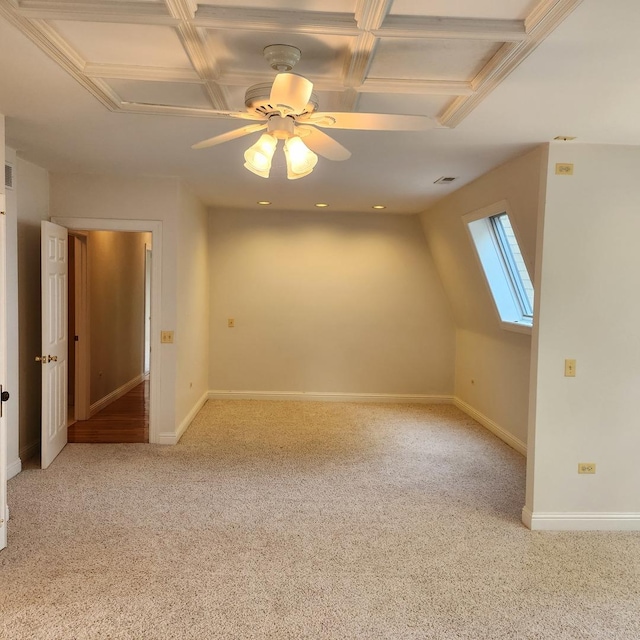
(0, 201, 7, 549)
(53, 218, 162, 444)
(69, 232, 90, 421)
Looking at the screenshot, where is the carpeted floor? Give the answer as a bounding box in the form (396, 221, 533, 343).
(2, 400, 640, 639)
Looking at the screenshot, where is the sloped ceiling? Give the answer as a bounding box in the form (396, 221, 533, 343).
(1, 0, 635, 213)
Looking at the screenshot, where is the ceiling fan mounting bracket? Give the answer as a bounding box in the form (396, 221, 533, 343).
(263, 44, 301, 72)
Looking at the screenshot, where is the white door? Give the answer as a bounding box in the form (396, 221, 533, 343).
(40, 221, 68, 469)
(0, 201, 8, 550)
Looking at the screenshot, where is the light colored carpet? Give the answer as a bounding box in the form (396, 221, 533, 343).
(2, 401, 640, 639)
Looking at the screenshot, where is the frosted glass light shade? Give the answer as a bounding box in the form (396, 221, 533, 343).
(244, 134, 278, 178)
(284, 136, 318, 180)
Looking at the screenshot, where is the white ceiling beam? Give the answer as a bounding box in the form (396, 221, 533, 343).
(360, 78, 473, 96)
(343, 31, 378, 89)
(440, 0, 583, 128)
(192, 6, 359, 36)
(172, 24, 228, 108)
(118, 102, 243, 118)
(164, 0, 195, 22)
(375, 17, 526, 42)
(15, 0, 178, 25)
(354, 0, 393, 31)
(84, 63, 202, 83)
(0, 5, 120, 110)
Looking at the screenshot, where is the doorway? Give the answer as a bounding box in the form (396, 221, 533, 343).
(66, 229, 151, 443)
(52, 217, 162, 444)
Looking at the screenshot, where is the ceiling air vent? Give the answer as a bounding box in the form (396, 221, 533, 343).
(5, 163, 14, 190)
(434, 176, 457, 185)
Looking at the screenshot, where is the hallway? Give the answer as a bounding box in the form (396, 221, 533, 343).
(68, 378, 149, 443)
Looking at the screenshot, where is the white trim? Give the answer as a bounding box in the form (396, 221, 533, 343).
(453, 397, 527, 456)
(7, 457, 21, 480)
(175, 390, 208, 443)
(51, 217, 162, 444)
(208, 390, 454, 404)
(89, 373, 146, 417)
(524, 509, 640, 531)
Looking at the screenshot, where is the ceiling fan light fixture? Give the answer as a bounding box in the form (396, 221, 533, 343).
(284, 136, 318, 180)
(244, 133, 278, 178)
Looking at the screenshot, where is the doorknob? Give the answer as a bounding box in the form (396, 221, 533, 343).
(0, 385, 8, 419)
(35, 355, 58, 363)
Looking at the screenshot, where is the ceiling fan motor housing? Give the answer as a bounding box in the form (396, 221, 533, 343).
(244, 82, 319, 117)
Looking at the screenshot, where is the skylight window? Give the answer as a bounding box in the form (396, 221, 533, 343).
(464, 202, 534, 332)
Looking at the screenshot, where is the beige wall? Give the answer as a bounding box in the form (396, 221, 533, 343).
(208, 209, 455, 396)
(88, 230, 149, 404)
(420, 147, 547, 448)
(14, 155, 50, 462)
(50, 173, 181, 439)
(527, 144, 640, 528)
(175, 185, 209, 430)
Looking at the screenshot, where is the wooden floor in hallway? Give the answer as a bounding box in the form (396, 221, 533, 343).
(68, 378, 149, 443)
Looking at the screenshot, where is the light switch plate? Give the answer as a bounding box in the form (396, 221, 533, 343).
(161, 330, 174, 344)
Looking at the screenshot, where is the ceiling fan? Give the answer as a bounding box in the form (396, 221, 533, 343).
(192, 44, 435, 180)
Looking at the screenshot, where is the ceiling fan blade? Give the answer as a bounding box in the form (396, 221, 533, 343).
(297, 126, 351, 161)
(269, 73, 314, 115)
(204, 109, 265, 121)
(303, 112, 434, 131)
(192, 123, 267, 150)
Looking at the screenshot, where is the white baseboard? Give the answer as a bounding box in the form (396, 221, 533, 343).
(176, 391, 208, 443)
(156, 391, 209, 445)
(207, 390, 454, 404)
(453, 397, 527, 456)
(90, 373, 146, 417)
(7, 457, 22, 480)
(523, 506, 640, 530)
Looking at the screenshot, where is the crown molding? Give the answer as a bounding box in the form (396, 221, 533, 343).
(193, 6, 359, 36)
(15, 0, 178, 25)
(376, 16, 527, 42)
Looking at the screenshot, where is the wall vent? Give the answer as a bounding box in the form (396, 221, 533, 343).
(434, 176, 457, 185)
(5, 163, 14, 190)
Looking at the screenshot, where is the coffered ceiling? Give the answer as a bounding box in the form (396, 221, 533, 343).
(0, 0, 578, 126)
(1, 0, 636, 213)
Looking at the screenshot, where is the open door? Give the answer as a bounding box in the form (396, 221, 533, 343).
(40, 221, 68, 469)
(0, 198, 8, 550)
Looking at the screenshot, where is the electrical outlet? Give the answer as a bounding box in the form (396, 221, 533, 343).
(578, 462, 596, 474)
(555, 163, 574, 175)
(161, 330, 174, 344)
(564, 359, 576, 377)
(228, 318, 235, 328)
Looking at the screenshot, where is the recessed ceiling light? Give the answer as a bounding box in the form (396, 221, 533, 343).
(554, 136, 576, 141)
(315, 203, 329, 208)
(372, 205, 386, 210)
(257, 201, 271, 205)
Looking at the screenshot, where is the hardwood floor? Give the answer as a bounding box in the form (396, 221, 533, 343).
(68, 379, 149, 443)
